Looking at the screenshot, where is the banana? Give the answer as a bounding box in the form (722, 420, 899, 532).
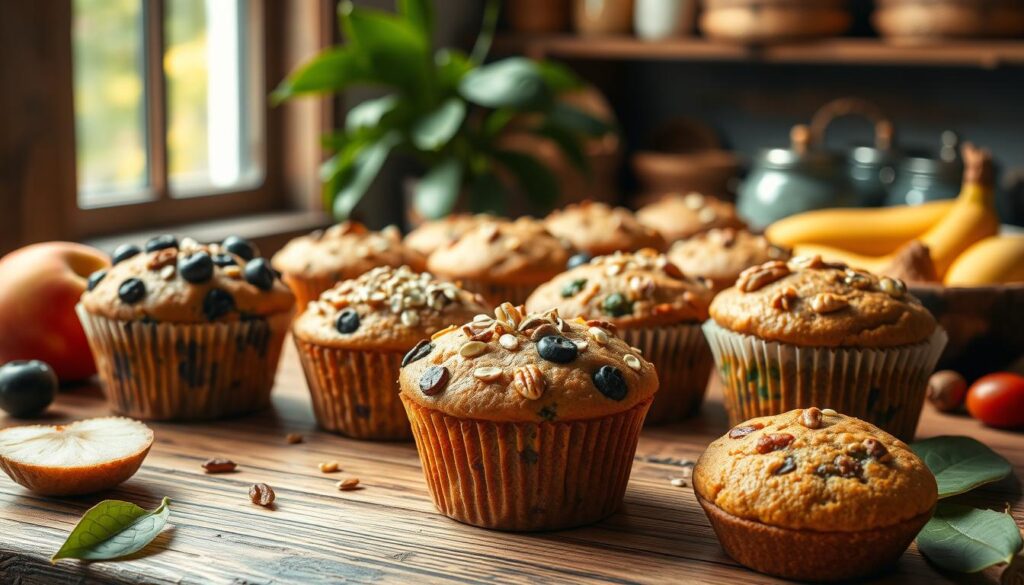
(766, 200, 955, 255)
(945, 235, 1024, 286)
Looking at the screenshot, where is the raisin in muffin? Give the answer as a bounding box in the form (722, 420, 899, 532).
(426, 217, 573, 307)
(694, 408, 937, 581)
(399, 303, 659, 530)
(636, 192, 746, 243)
(543, 201, 666, 256)
(293, 266, 487, 440)
(403, 213, 497, 272)
(526, 249, 713, 423)
(272, 221, 404, 307)
(703, 255, 947, 440)
(78, 235, 295, 420)
(668, 228, 791, 293)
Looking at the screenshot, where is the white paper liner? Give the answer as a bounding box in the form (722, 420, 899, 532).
(77, 304, 290, 421)
(620, 322, 713, 424)
(702, 320, 948, 441)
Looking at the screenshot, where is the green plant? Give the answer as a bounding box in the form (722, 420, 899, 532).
(52, 497, 171, 562)
(273, 0, 610, 220)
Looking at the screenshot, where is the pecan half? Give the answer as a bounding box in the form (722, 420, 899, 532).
(810, 292, 849, 314)
(755, 433, 795, 454)
(737, 261, 790, 293)
(512, 364, 545, 400)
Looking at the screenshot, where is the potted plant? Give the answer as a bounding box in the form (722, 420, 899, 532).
(273, 0, 611, 221)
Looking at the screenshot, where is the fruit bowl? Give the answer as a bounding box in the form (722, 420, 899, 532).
(909, 283, 1024, 379)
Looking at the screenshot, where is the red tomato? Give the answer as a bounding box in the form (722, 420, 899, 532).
(966, 373, 1024, 429)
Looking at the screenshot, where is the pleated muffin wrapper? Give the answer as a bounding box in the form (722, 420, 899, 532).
(619, 323, 713, 425)
(294, 337, 411, 440)
(702, 320, 948, 442)
(401, 396, 652, 531)
(76, 305, 291, 421)
(454, 279, 540, 309)
(281, 274, 339, 311)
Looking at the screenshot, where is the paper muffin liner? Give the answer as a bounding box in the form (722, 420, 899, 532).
(76, 305, 290, 421)
(454, 279, 539, 308)
(281, 274, 339, 311)
(620, 323, 713, 425)
(294, 338, 410, 440)
(401, 396, 652, 531)
(702, 320, 948, 441)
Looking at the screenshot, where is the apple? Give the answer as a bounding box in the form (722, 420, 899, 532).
(0, 242, 110, 381)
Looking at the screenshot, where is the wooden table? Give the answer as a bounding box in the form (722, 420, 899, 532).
(1, 342, 1021, 585)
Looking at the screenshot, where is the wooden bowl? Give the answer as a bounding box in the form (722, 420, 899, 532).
(874, 0, 1024, 41)
(909, 283, 1024, 379)
(701, 0, 851, 44)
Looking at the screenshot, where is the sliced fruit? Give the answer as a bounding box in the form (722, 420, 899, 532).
(0, 417, 153, 496)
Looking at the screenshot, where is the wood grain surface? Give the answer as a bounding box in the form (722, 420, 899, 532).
(1, 341, 1021, 585)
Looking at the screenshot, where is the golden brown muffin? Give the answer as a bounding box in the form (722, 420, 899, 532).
(668, 228, 791, 293)
(426, 217, 573, 306)
(399, 303, 658, 530)
(271, 221, 405, 307)
(694, 408, 936, 581)
(293, 266, 487, 439)
(710, 255, 937, 348)
(403, 213, 497, 272)
(543, 201, 666, 256)
(636, 192, 746, 243)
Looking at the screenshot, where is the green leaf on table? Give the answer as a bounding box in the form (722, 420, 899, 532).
(52, 497, 170, 562)
(414, 158, 463, 220)
(459, 58, 548, 109)
(412, 98, 466, 151)
(549, 102, 612, 137)
(492, 150, 558, 213)
(346, 95, 400, 132)
(912, 436, 1012, 498)
(330, 131, 401, 220)
(917, 503, 1022, 573)
(271, 47, 367, 104)
(339, 2, 430, 93)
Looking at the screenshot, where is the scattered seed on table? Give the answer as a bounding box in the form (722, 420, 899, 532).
(249, 483, 275, 507)
(286, 433, 303, 444)
(337, 478, 360, 491)
(202, 458, 237, 473)
(670, 478, 687, 488)
(319, 461, 340, 473)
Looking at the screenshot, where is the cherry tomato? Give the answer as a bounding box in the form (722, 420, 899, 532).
(966, 373, 1024, 429)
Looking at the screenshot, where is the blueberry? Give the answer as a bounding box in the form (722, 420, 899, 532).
(203, 289, 235, 320)
(212, 253, 236, 267)
(402, 340, 433, 367)
(87, 270, 107, 291)
(567, 253, 592, 270)
(419, 366, 450, 396)
(111, 244, 141, 265)
(0, 360, 57, 418)
(536, 335, 578, 364)
(592, 365, 628, 401)
(223, 236, 257, 261)
(336, 308, 360, 334)
(118, 278, 147, 304)
(561, 278, 587, 298)
(243, 258, 275, 291)
(179, 252, 214, 284)
(145, 234, 178, 253)
(601, 293, 633, 317)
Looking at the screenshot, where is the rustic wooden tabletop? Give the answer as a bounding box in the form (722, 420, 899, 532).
(1, 341, 1021, 585)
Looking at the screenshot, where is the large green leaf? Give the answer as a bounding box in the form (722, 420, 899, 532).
(550, 102, 612, 137)
(537, 61, 583, 94)
(470, 0, 500, 65)
(412, 98, 466, 151)
(414, 158, 463, 220)
(469, 170, 508, 215)
(271, 48, 366, 104)
(330, 131, 401, 219)
(52, 498, 171, 562)
(346, 95, 400, 132)
(435, 49, 473, 92)
(917, 503, 1022, 573)
(534, 123, 590, 176)
(492, 150, 558, 213)
(398, 0, 434, 38)
(339, 2, 430, 94)
(459, 58, 548, 109)
(912, 436, 1012, 498)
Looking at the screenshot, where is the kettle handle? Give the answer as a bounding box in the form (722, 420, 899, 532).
(809, 98, 894, 151)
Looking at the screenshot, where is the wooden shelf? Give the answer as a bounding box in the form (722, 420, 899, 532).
(495, 35, 1024, 68)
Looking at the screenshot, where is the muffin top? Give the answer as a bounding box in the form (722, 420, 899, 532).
(525, 249, 712, 328)
(668, 228, 791, 292)
(81, 235, 294, 323)
(292, 266, 489, 352)
(398, 303, 659, 422)
(271, 221, 404, 280)
(403, 213, 497, 271)
(636, 192, 746, 243)
(543, 201, 666, 256)
(709, 255, 937, 348)
(426, 217, 573, 285)
(693, 408, 937, 532)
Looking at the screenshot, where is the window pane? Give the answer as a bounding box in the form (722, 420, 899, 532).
(73, 0, 150, 207)
(166, 0, 263, 197)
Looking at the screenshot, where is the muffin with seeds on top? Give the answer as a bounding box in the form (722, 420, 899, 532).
(403, 213, 497, 272)
(543, 201, 666, 257)
(636, 192, 746, 243)
(668, 228, 791, 293)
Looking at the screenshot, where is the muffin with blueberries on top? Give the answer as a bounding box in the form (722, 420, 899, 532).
(399, 303, 659, 530)
(668, 228, 791, 293)
(636, 192, 746, 244)
(403, 213, 497, 272)
(543, 201, 665, 257)
(77, 235, 295, 420)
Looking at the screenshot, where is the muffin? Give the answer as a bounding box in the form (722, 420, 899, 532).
(525, 249, 713, 423)
(694, 408, 937, 581)
(426, 217, 573, 307)
(668, 228, 791, 292)
(293, 266, 487, 440)
(636, 192, 746, 243)
(703, 255, 947, 440)
(272, 221, 404, 308)
(399, 303, 659, 530)
(403, 213, 497, 272)
(543, 201, 666, 256)
(77, 235, 295, 420)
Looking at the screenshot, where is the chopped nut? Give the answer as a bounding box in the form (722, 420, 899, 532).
(771, 287, 799, 311)
(473, 366, 503, 383)
(755, 433, 795, 454)
(337, 478, 360, 491)
(737, 261, 790, 293)
(512, 364, 545, 400)
(146, 248, 177, 270)
(821, 408, 838, 416)
(202, 458, 237, 473)
(728, 423, 764, 439)
(431, 324, 458, 340)
(623, 354, 642, 371)
(863, 438, 892, 462)
(585, 319, 618, 334)
(800, 407, 823, 429)
(788, 254, 825, 270)
(498, 334, 519, 351)
(810, 292, 849, 314)
(249, 483, 275, 507)
(285, 433, 303, 445)
(470, 328, 494, 342)
(574, 339, 589, 352)
(589, 327, 610, 346)
(879, 276, 907, 298)
(318, 461, 340, 473)
(458, 340, 487, 359)
(530, 323, 560, 341)
(517, 316, 547, 331)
